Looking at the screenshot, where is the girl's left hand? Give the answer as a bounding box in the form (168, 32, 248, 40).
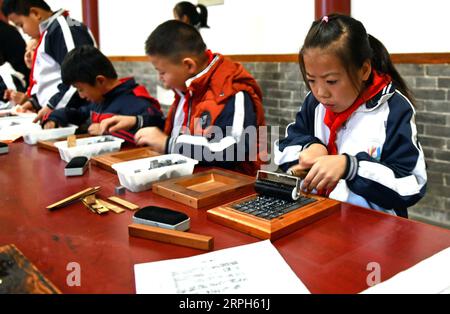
(302, 155, 347, 192)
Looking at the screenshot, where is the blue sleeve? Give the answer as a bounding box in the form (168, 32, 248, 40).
(109, 95, 166, 133)
(135, 110, 166, 131)
(47, 103, 92, 127)
(346, 93, 427, 209)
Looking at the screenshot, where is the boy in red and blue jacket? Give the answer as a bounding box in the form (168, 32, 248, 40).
(100, 20, 266, 175)
(44, 46, 163, 143)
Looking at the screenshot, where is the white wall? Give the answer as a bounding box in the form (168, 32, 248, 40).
(46, 0, 82, 21)
(97, 0, 313, 56)
(352, 0, 450, 53)
(98, 0, 178, 56)
(46, 0, 449, 55)
(202, 0, 314, 54)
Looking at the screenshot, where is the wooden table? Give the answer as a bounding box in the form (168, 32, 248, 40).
(1, 142, 450, 294)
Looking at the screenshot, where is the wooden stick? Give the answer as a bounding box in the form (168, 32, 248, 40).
(108, 196, 139, 211)
(47, 186, 101, 210)
(97, 199, 125, 214)
(128, 223, 214, 251)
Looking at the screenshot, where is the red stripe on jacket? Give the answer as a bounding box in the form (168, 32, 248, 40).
(91, 112, 136, 144)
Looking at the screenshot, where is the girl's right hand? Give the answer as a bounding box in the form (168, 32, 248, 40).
(287, 143, 328, 177)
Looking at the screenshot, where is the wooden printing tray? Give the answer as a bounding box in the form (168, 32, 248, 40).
(152, 168, 256, 209)
(206, 194, 340, 240)
(37, 133, 91, 152)
(0, 244, 61, 294)
(90, 147, 160, 173)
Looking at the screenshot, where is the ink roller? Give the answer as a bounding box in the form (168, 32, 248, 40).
(254, 170, 302, 201)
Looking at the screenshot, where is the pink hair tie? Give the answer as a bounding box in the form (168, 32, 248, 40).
(322, 15, 329, 23)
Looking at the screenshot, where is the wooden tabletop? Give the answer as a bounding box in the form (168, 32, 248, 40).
(1, 142, 450, 294)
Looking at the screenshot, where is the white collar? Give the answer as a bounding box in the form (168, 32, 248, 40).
(184, 55, 219, 88)
(39, 9, 65, 33)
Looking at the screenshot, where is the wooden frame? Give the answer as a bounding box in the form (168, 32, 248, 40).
(90, 147, 160, 173)
(0, 244, 61, 293)
(152, 168, 255, 209)
(129, 223, 214, 251)
(207, 194, 340, 240)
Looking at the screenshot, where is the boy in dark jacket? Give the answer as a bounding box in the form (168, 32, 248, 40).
(44, 46, 163, 144)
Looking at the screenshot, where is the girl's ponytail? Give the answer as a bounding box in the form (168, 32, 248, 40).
(368, 34, 414, 104)
(196, 4, 209, 29)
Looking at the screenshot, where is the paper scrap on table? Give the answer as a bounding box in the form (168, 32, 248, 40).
(134, 240, 310, 294)
(361, 246, 450, 294)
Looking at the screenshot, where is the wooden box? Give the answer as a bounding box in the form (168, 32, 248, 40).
(206, 194, 340, 240)
(90, 147, 160, 173)
(152, 168, 255, 209)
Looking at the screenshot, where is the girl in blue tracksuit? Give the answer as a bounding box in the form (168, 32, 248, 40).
(274, 14, 427, 218)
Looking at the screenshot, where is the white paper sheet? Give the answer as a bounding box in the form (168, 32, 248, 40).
(134, 240, 310, 294)
(361, 246, 450, 294)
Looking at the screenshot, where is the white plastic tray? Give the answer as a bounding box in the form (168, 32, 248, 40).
(23, 124, 78, 145)
(112, 154, 199, 192)
(0, 116, 40, 142)
(54, 135, 125, 162)
(0, 115, 36, 129)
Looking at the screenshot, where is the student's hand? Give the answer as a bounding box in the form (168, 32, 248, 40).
(88, 123, 102, 135)
(287, 143, 329, 175)
(99, 115, 137, 134)
(43, 121, 56, 129)
(135, 127, 168, 153)
(5, 90, 28, 105)
(10, 91, 28, 105)
(3, 89, 13, 100)
(17, 101, 34, 113)
(298, 143, 329, 168)
(33, 106, 52, 123)
(302, 155, 347, 192)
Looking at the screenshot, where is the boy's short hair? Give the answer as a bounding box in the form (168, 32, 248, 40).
(2, 0, 51, 16)
(145, 20, 206, 62)
(61, 45, 118, 86)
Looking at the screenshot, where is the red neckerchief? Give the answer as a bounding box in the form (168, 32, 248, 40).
(181, 50, 215, 130)
(26, 31, 46, 97)
(323, 71, 391, 155)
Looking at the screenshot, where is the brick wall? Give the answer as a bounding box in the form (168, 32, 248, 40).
(112, 60, 450, 228)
